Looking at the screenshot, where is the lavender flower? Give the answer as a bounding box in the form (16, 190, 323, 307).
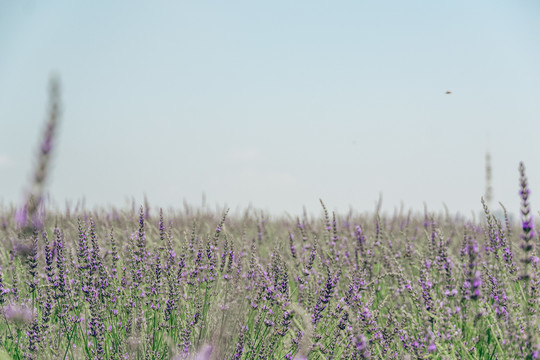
(289, 232, 297, 259)
(519, 162, 535, 283)
(9, 250, 19, 301)
(27, 317, 41, 356)
(4, 303, 33, 324)
(193, 345, 213, 360)
(18, 77, 60, 234)
(312, 267, 340, 324)
(43, 230, 54, 285)
(27, 228, 39, 293)
(89, 218, 102, 276)
(54, 227, 66, 298)
(89, 288, 105, 359)
(137, 207, 146, 263)
(233, 326, 247, 359)
(470, 270, 482, 301)
(0, 267, 4, 305)
(419, 268, 434, 312)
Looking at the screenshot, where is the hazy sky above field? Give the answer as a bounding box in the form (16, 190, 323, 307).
(1, 1, 540, 218)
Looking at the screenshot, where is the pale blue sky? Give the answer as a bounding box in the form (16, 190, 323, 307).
(1, 1, 540, 217)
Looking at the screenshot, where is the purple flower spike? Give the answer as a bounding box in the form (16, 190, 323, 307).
(519, 162, 535, 240)
(519, 162, 535, 282)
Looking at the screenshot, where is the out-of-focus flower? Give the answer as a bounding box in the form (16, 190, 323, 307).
(190, 344, 213, 360)
(4, 303, 33, 324)
(14, 205, 27, 229)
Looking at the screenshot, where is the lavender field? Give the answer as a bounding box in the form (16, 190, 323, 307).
(1, 82, 539, 360)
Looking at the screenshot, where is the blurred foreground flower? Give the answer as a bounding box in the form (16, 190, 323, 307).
(193, 345, 213, 360)
(172, 344, 213, 360)
(4, 303, 33, 324)
(16, 76, 61, 234)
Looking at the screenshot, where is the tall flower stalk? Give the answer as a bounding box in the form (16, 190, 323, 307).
(519, 162, 535, 284)
(17, 76, 61, 235)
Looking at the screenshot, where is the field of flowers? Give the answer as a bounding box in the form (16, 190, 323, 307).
(1, 192, 539, 360)
(1, 80, 539, 359)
